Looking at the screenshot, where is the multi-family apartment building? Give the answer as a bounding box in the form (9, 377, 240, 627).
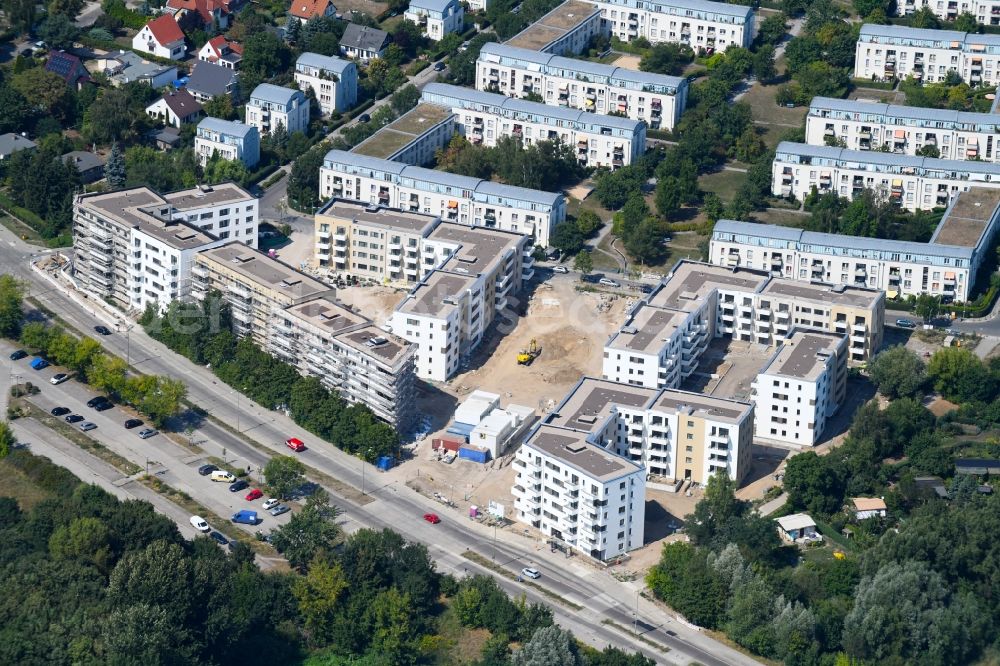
(404, 0, 464, 40)
(513, 421, 646, 560)
(319, 151, 566, 247)
(505, 0, 604, 55)
(294, 52, 358, 114)
(351, 103, 456, 165)
(710, 187, 1000, 302)
(421, 83, 646, 169)
(387, 223, 534, 380)
(191, 242, 415, 426)
(806, 96, 1000, 161)
(313, 199, 440, 280)
(894, 0, 1000, 27)
(603, 261, 883, 377)
(590, 0, 754, 50)
(194, 117, 260, 167)
(752, 329, 847, 448)
(72, 184, 258, 314)
(854, 24, 1000, 85)
(771, 141, 1000, 211)
(476, 43, 688, 130)
(245, 83, 310, 136)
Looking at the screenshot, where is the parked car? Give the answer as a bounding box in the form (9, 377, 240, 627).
(190, 515, 210, 532)
(30, 357, 49, 370)
(433, 61, 445, 71)
(268, 504, 290, 517)
(209, 531, 229, 545)
(598, 278, 620, 288)
(94, 325, 111, 336)
(87, 396, 110, 408)
(245, 488, 263, 501)
(423, 513, 441, 524)
(93, 402, 113, 412)
(9, 350, 27, 361)
(895, 318, 917, 329)
(286, 437, 306, 452)
(262, 498, 280, 510)
(49, 373, 69, 385)
(124, 418, 143, 429)
(198, 464, 219, 476)
(521, 567, 541, 579)
(552, 265, 569, 273)
(210, 470, 237, 483)
(79, 422, 97, 432)
(50, 406, 70, 416)
(229, 479, 249, 492)
(358, 113, 370, 123)
(138, 428, 158, 439)
(232, 510, 260, 525)
(65, 414, 84, 424)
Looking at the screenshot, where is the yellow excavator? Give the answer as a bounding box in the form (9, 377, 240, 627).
(517, 338, 540, 366)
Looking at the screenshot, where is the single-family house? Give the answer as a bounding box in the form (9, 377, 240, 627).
(44, 50, 90, 89)
(153, 127, 182, 150)
(165, 0, 230, 30)
(62, 151, 106, 183)
(0, 134, 37, 161)
(245, 83, 310, 135)
(289, 0, 336, 20)
(186, 60, 239, 102)
(850, 497, 887, 520)
(404, 0, 463, 41)
(198, 35, 242, 70)
(133, 14, 187, 60)
(775, 513, 821, 544)
(146, 90, 204, 127)
(294, 52, 358, 114)
(339, 23, 390, 62)
(97, 50, 178, 88)
(194, 117, 260, 167)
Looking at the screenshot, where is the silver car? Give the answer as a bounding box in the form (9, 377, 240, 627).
(79, 422, 97, 432)
(138, 428, 158, 439)
(268, 505, 290, 517)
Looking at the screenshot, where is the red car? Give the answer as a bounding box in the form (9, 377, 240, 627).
(423, 513, 441, 524)
(285, 437, 306, 452)
(245, 488, 263, 501)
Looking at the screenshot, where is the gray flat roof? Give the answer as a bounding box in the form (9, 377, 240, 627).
(759, 279, 883, 309)
(547, 377, 656, 431)
(606, 303, 689, 354)
(164, 182, 255, 209)
(318, 199, 439, 236)
(858, 22, 966, 43)
(427, 222, 523, 275)
(286, 294, 367, 332)
(79, 187, 221, 250)
(653, 389, 751, 424)
(648, 261, 769, 310)
(760, 329, 845, 381)
(336, 324, 412, 366)
(199, 242, 332, 301)
(506, 0, 599, 51)
(527, 424, 641, 482)
(396, 270, 476, 317)
(931, 187, 1000, 248)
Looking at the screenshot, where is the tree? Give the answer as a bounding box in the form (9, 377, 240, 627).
(783, 450, 844, 516)
(0, 421, 15, 458)
(287, 143, 326, 211)
(575, 209, 601, 236)
(36, 12, 80, 49)
(48, 0, 83, 17)
(868, 345, 926, 398)
(264, 455, 307, 499)
(293, 556, 348, 646)
(917, 144, 941, 158)
(11, 70, 71, 116)
(655, 176, 682, 219)
(639, 43, 692, 75)
(757, 13, 788, 46)
(914, 293, 941, 322)
(952, 11, 979, 32)
(390, 84, 421, 116)
(285, 15, 302, 43)
(573, 250, 593, 275)
(87, 353, 128, 396)
(48, 516, 111, 571)
(752, 44, 777, 83)
(202, 94, 236, 120)
(85, 87, 146, 144)
(511, 626, 583, 666)
(203, 157, 250, 186)
(105, 142, 126, 188)
(0, 274, 25, 339)
(270, 502, 341, 570)
(927, 347, 996, 403)
(0, 84, 32, 135)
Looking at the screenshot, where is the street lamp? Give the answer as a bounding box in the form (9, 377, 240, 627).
(633, 589, 640, 636)
(362, 447, 373, 495)
(117, 322, 134, 367)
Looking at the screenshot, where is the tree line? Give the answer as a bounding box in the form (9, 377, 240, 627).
(435, 134, 588, 193)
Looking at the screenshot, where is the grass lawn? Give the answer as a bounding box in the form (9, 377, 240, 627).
(0, 456, 56, 510)
(379, 14, 404, 31)
(0, 212, 46, 246)
(742, 82, 807, 129)
(698, 169, 747, 203)
(753, 207, 810, 227)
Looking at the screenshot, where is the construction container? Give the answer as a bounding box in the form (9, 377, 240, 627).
(376, 456, 394, 471)
(458, 445, 490, 464)
(432, 438, 462, 452)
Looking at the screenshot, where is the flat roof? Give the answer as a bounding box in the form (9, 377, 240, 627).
(163, 182, 255, 210)
(759, 279, 882, 309)
(395, 270, 477, 317)
(648, 262, 768, 311)
(506, 0, 599, 51)
(79, 187, 222, 250)
(426, 222, 523, 275)
(336, 324, 412, 366)
(776, 513, 815, 531)
(353, 103, 453, 159)
(318, 199, 439, 236)
(527, 424, 641, 482)
(606, 303, 689, 354)
(198, 242, 332, 301)
(931, 187, 1000, 248)
(285, 294, 367, 332)
(652, 389, 751, 424)
(760, 330, 845, 381)
(547, 377, 656, 431)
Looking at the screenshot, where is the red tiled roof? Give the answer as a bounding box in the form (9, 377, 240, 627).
(290, 0, 333, 19)
(166, 0, 227, 25)
(145, 14, 185, 45)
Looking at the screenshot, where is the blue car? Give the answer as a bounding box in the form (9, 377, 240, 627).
(30, 357, 49, 370)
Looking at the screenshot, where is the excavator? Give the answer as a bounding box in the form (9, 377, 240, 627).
(517, 339, 540, 366)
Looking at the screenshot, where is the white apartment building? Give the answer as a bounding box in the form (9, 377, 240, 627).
(294, 52, 358, 114)
(505, 0, 604, 55)
(320, 151, 566, 247)
(894, 0, 1000, 27)
(404, 0, 464, 40)
(711, 188, 1000, 302)
(72, 184, 258, 314)
(421, 83, 645, 169)
(513, 423, 645, 560)
(806, 97, 1000, 161)
(752, 329, 847, 448)
(476, 43, 688, 131)
(388, 223, 533, 381)
(772, 141, 1000, 211)
(351, 103, 456, 165)
(194, 117, 261, 168)
(245, 83, 311, 136)
(603, 261, 883, 375)
(854, 23, 1000, 85)
(591, 0, 754, 51)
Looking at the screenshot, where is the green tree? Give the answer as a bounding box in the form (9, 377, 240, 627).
(639, 43, 692, 75)
(87, 353, 128, 396)
(270, 502, 341, 570)
(0, 84, 33, 135)
(11, 69, 71, 116)
(105, 141, 126, 188)
(203, 157, 250, 186)
(573, 250, 593, 275)
(783, 450, 844, 515)
(752, 44, 777, 83)
(0, 275, 25, 339)
(48, 516, 111, 571)
(511, 625, 583, 666)
(910, 5, 940, 27)
(85, 86, 148, 144)
(390, 84, 421, 116)
(293, 556, 349, 646)
(868, 345, 926, 398)
(36, 12, 80, 48)
(756, 13, 787, 46)
(0, 421, 15, 458)
(927, 347, 995, 403)
(914, 293, 941, 322)
(575, 209, 601, 236)
(264, 455, 307, 499)
(952, 11, 979, 32)
(203, 94, 236, 120)
(655, 176, 681, 219)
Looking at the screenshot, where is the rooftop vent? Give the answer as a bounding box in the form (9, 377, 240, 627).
(577, 414, 598, 425)
(366, 336, 388, 347)
(565, 443, 587, 453)
(621, 325, 638, 335)
(831, 284, 847, 293)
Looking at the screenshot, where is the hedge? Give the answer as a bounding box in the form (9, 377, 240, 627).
(0, 192, 50, 237)
(105, 2, 149, 29)
(406, 60, 430, 76)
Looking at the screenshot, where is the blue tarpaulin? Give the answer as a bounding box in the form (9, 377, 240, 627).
(446, 421, 476, 441)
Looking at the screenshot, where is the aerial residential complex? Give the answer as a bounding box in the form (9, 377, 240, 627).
(476, 43, 688, 130)
(244, 84, 310, 136)
(421, 83, 646, 169)
(505, 0, 603, 55)
(403, 0, 464, 41)
(319, 151, 566, 247)
(771, 141, 1000, 210)
(72, 184, 258, 314)
(294, 52, 358, 114)
(387, 221, 534, 381)
(752, 329, 848, 448)
(351, 103, 457, 165)
(191, 242, 416, 427)
(194, 117, 260, 167)
(710, 187, 1000, 302)
(854, 24, 1000, 85)
(589, 0, 754, 50)
(894, 0, 1000, 26)
(806, 97, 1000, 162)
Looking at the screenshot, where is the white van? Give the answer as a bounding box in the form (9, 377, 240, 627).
(210, 470, 236, 483)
